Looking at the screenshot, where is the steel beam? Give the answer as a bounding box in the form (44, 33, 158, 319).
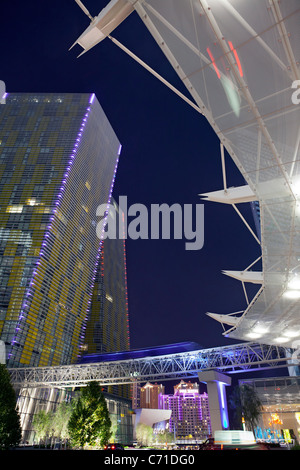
(8, 342, 295, 389)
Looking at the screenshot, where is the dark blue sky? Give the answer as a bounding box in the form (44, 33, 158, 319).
(1, 0, 261, 350)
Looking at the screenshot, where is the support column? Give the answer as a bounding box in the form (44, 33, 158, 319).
(198, 370, 231, 434)
(0, 340, 5, 364)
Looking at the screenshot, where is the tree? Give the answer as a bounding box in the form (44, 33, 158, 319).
(136, 423, 153, 447)
(52, 401, 73, 447)
(155, 430, 173, 444)
(0, 364, 22, 449)
(33, 409, 52, 446)
(110, 414, 119, 443)
(229, 384, 262, 433)
(68, 382, 111, 449)
(33, 402, 73, 448)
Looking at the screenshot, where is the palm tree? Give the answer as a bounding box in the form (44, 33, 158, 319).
(229, 383, 262, 433)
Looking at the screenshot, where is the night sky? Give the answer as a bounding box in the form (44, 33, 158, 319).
(1, 0, 261, 352)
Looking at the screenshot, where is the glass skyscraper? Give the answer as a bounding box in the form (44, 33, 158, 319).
(84, 199, 131, 399)
(85, 198, 130, 355)
(0, 92, 121, 368)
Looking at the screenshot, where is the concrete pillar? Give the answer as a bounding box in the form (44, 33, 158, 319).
(198, 370, 231, 434)
(0, 340, 5, 364)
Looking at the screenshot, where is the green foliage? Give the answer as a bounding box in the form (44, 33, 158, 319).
(136, 423, 153, 447)
(68, 381, 112, 449)
(33, 401, 73, 446)
(155, 430, 173, 444)
(32, 409, 53, 444)
(31, 383, 114, 449)
(0, 364, 22, 449)
(229, 384, 262, 432)
(52, 401, 73, 441)
(109, 414, 118, 443)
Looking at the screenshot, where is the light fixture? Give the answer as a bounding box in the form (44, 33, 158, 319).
(253, 325, 269, 335)
(274, 337, 289, 343)
(246, 332, 262, 339)
(283, 290, 300, 299)
(288, 276, 300, 290)
(283, 330, 299, 338)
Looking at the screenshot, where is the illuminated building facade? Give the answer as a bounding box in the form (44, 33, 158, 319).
(140, 382, 165, 409)
(240, 376, 300, 445)
(159, 380, 211, 440)
(85, 199, 130, 355)
(0, 92, 120, 368)
(84, 199, 131, 398)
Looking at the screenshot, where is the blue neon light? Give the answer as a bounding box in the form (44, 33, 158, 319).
(218, 382, 229, 429)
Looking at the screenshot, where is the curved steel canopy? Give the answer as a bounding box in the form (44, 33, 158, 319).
(72, 0, 300, 349)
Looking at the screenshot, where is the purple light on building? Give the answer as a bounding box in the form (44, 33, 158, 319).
(9, 96, 94, 361)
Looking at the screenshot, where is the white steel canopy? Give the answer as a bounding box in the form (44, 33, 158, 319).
(72, 0, 300, 349)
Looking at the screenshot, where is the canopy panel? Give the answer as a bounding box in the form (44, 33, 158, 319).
(133, 0, 300, 347)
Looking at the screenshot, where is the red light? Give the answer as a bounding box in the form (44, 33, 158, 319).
(207, 41, 243, 80)
(112, 445, 115, 449)
(206, 47, 221, 79)
(228, 41, 243, 77)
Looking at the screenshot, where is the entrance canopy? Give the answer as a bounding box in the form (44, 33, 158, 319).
(73, 0, 300, 348)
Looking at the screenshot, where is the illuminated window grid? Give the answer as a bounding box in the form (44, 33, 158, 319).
(85, 226, 129, 355)
(0, 93, 120, 367)
(84, 205, 130, 399)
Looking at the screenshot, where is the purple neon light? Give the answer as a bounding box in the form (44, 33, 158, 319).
(8, 94, 95, 361)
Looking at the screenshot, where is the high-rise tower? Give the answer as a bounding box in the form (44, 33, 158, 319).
(83, 198, 131, 399)
(140, 382, 165, 409)
(85, 199, 130, 355)
(159, 381, 211, 440)
(0, 92, 120, 368)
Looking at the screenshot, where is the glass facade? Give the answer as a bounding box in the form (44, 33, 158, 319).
(240, 376, 300, 445)
(105, 393, 134, 445)
(85, 199, 130, 355)
(84, 198, 131, 399)
(17, 387, 133, 446)
(0, 93, 120, 368)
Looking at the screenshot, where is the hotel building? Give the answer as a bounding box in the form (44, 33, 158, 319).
(85, 199, 130, 355)
(159, 380, 211, 440)
(84, 198, 131, 398)
(0, 92, 120, 368)
(140, 382, 165, 409)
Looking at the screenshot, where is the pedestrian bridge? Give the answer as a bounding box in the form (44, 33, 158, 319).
(8, 341, 297, 389)
(8, 340, 298, 435)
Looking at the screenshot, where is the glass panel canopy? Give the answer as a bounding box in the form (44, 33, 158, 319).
(133, 0, 300, 347)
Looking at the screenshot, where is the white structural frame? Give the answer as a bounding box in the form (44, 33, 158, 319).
(129, 1, 300, 348)
(70, 1, 300, 347)
(8, 342, 295, 390)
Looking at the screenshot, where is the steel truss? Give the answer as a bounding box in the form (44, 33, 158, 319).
(8, 342, 296, 389)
